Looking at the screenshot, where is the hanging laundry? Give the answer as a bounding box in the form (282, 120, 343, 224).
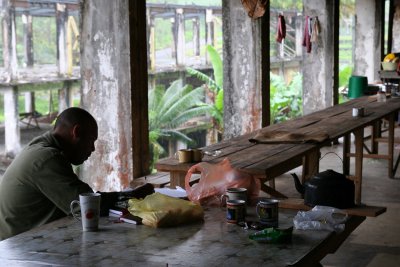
(302, 15, 312, 53)
(310, 16, 320, 43)
(276, 14, 286, 43)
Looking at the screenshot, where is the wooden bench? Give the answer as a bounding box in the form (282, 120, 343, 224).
(19, 112, 40, 129)
(130, 171, 201, 189)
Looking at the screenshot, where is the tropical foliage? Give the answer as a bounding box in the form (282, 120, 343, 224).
(270, 72, 303, 124)
(148, 80, 212, 169)
(186, 45, 223, 143)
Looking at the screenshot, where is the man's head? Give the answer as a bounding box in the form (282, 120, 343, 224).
(53, 107, 98, 165)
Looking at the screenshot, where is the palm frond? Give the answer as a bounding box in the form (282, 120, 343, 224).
(187, 67, 220, 93)
(160, 86, 205, 123)
(171, 105, 214, 127)
(206, 45, 223, 89)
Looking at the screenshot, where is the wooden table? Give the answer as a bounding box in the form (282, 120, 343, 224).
(156, 96, 400, 204)
(0, 207, 366, 267)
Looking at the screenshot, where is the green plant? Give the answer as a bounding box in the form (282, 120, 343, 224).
(186, 45, 223, 143)
(270, 72, 303, 124)
(148, 80, 212, 169)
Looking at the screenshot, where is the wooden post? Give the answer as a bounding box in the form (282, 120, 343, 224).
(353, 128, 364, 205)
(343, 133, 351, 175)
(56, 3, 68, 75)
(192, 17, 200, 57)
(175, 8, 185, 66)
(4, 86, 21, 157)
(129, 0, 150, 177)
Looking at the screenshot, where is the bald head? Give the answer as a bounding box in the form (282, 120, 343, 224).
(54, 107, 97, 132)
(53, 107, 98, 165)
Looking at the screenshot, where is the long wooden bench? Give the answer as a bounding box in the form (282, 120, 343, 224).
(130, 171, 201, 189)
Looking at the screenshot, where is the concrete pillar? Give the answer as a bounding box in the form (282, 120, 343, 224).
(58, 81, 72, 112)
(295, 16, 303, 57)
(175, 8, 186, 66)
(4, 86, 21, 157)
(22, 13, 34, 67)
(56, 3, 67, 75)
(148, 15, 155, 71)
(392, 0, 400, 51)
(302, 0, 335, 115)
(24, 92, 34, 113)
(353, 0, 383, 83)
(2, 5, 18, 80)
(205, 9, 214, 64)
(222, 0, 262, 139)
(192, 17, 200, 57)
(80, 0, 133, 191)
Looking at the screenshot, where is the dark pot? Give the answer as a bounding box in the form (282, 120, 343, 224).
(291, 169, 355, 209)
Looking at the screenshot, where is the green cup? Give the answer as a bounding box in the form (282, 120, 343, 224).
(348, 76, 368, 99)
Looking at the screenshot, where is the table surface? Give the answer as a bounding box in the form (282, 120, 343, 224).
(156, 96, 400, 198)
(0, 207, 359, 267)
(157, 96, 400, 172)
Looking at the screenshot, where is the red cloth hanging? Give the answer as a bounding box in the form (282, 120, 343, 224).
(276, 15, 286, 43)
(302, 16, 312, 53)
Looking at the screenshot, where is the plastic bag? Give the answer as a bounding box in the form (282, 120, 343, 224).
(184, 158, 261, 206)
(128, 192, 204, 228)
(293, 205, 348, 232)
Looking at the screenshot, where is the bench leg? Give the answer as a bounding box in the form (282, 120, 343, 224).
(170, 171, 186, 189)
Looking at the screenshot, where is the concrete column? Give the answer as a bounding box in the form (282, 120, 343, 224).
(2, 5, 18, 80)
(170, 17, 176, 58)
(80, 0, 133, 191)
(22, 13, 33, 67)
(56, 3, 67, 75)
(353, 0, 383, 82)
(295, 15, 303, 57)
(4, 86, 21, 157)
(58, 81, 71, 112)
(222, 0, 262, 139)
(175, 8, 186, 66)
(192, 17, 200, 57)
(302, 0, 335, 115)
(205, 9, 214, 64)
(148, 15, 155, 71)
(24, 92, 34, 112)
(392, 0, 400, 51)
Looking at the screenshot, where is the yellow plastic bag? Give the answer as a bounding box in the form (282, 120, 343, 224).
(128, 193, 204, 228)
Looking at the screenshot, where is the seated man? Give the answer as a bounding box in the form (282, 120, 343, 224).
(0, 107, 153, 240)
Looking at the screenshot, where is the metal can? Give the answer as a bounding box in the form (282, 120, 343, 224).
(352, 107, 364, 117)
(256, 198, 279, 227)
(226, 199, 246, 224)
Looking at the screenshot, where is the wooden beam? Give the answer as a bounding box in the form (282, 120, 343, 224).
(129, 0, 150, 178)
(261, 1, 270, 127)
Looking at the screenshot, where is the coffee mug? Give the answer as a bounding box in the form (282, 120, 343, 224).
(256, 198, 279, 227)
(176, 149, 193, 163)
(220, 187, 247, 205)
(70, 192, 101, 232)
(192, 149, 204, 162)
(226, 199, 246, 224)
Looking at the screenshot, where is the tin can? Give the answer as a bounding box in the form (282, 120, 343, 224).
(352, 107, 364, 117)
(256, 198, 279, 227)
(226, 199, 246, 224)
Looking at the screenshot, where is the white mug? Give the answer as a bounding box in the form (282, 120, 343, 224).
(70, 193, 101, 232)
